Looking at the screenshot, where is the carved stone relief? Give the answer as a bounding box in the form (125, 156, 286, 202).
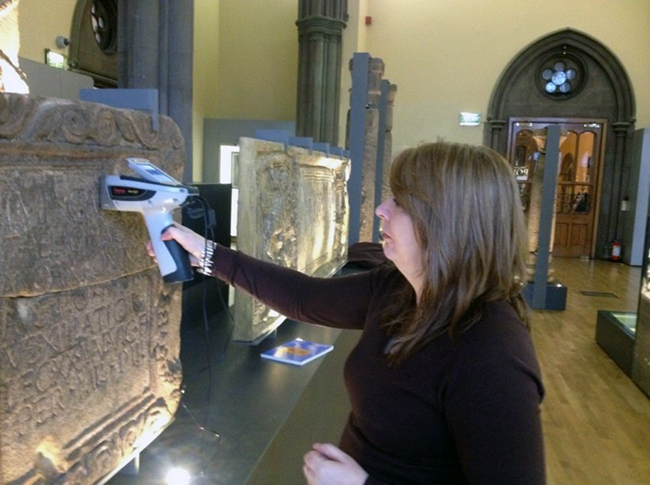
(358, 57, 385, 243)
(0, 93, 184, 483)
(381, 83, 397, 203)
(234, 137, 349, 342)
(345, 56, 388, 243)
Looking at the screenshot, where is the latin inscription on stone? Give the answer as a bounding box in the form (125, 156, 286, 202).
(0, 168, 149, 297)
(0, 93, 183, 484)
(0, 272, 178, 480)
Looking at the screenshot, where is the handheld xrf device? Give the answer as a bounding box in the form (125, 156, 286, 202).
(99, 158, 199, 283)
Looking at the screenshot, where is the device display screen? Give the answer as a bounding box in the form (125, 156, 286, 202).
(128, 158, 181, 185)
(141, 165, 175, 183)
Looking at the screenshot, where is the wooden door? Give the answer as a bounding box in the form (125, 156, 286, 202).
(508, 119, 606, 258)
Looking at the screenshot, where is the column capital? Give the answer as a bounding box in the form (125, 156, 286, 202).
(296, 16, 347, 36)
(486, 119, 507, 133)
(612, 121, 633, 135)
(298, 0, 348, 22)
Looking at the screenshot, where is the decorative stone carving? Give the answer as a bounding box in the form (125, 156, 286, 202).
(234, 137, 349, 342)
(0, 93, 184, 483)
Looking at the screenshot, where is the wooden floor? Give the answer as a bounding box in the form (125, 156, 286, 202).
(532, 258, 650, 484)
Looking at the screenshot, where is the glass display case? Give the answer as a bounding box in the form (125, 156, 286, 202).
(596, 311, 636, 376)
(632, 221, 650, 396)
(596, 216, 650, 398)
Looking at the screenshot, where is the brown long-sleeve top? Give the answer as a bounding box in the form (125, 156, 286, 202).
(212, 246, 546, 484)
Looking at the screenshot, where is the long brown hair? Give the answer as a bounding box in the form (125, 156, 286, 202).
(384, 141, 529, 361)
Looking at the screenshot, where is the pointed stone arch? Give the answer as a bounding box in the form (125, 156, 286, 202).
(485, 28, 636, 252)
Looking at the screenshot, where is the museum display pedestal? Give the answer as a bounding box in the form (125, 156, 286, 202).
(523, 281, 568, 311)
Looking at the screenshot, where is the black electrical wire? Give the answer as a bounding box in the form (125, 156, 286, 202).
(176, 195, 235, 482)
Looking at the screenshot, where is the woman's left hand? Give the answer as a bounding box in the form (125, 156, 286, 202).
(303, 443, 369, 485)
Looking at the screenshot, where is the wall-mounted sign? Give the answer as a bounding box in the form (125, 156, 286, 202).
(460, 112, 481, 126)
(45, 49, 67, 69)
(514, 166, 529, 180)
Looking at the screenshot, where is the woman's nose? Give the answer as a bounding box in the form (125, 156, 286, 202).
(375, 199, 390, 219)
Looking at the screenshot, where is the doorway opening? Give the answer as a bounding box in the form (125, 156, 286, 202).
(485, 29, 635, 256)
(507, 118, 607, 258)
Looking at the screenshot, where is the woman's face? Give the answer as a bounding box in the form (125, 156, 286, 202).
(375, 198, 425, 281)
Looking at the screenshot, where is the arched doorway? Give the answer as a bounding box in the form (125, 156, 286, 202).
(485, 29, 635, 258)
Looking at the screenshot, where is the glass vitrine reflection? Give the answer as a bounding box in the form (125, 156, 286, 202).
(610, 312, 637, 336)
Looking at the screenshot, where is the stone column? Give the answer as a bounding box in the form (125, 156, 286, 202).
(118, 0, 194, 181)
(295, 0, 348, 145)
(607, 121, 633, 241)
(486, 118, 507, 152)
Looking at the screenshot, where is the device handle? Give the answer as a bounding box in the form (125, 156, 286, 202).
(145, 213, 194, 283)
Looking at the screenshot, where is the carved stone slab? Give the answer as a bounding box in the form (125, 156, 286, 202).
(234, 137, 349, 342)
(359, 57, 385, 243)
(345, 56, 388, 243)
(381, 83, 397, 203)
(0, 93, 184, 484)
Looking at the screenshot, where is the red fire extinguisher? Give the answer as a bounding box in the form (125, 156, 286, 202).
(610, 239, 622, 261)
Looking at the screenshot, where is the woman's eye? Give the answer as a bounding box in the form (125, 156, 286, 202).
(392, 197, 400, 206)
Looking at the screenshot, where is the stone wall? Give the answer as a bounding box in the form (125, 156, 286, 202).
(0, 93, 183, 483)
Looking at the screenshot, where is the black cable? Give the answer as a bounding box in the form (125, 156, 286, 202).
(196, 195, 218, 483)
(173, 196, 219, 482)
(196, 195, 236, 352)
(196, 195, 236, 359)
(180, 195, 238, 482)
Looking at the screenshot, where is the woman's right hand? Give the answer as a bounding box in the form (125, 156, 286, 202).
(145, 223, 208, 268)
(303, 443, 368, 485)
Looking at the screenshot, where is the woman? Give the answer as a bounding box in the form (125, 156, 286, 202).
(151, 141, 545, 484)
